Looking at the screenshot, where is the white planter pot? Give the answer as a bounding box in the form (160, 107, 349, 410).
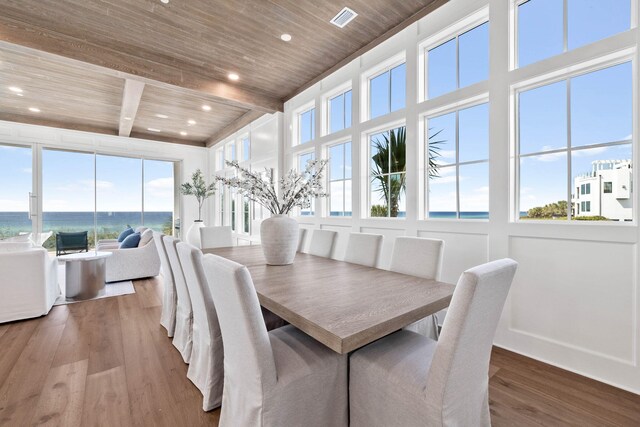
(260, 215, 299, 265)
(186, 220, 205, 248)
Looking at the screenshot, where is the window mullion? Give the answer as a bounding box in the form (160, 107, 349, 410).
(563, 0, 568, 53)
(566, 79, 572, 220)
(455, 111, 461, 219)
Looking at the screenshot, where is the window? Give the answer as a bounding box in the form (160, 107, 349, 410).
(217, 147, 225, 170)
(517, 61, 632, 221)
(218, 183, 225, 225)
(298, 151, 315, 216)
(299, 107, 316, 144)
(370, 126, 406, 218)
(242, 137, 250, 162)
(328, 141, 352, 216)
(369, 63, 406, 119)
(427, 22, 489, 99)
(242, 196, 250, 233)
(517, 0, 631, 68)
(226, 141, 237, 162)
(329, 90, 352, 134)
(427, 103, 489, 219)
(581, 201, 591, 212)
(604, 182, 613, 193)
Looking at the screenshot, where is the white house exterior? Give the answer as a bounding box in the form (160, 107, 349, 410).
(572, 160, 632, 220)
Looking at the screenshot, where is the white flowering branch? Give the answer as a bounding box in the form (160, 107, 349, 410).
(215, 159, 329, 215)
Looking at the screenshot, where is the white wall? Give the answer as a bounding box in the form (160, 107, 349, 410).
(0, 120, 209, 234)
(273, 0, 640, 395)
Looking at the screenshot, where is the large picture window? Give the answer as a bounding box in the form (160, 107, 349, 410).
(328, 141, 352, 216)
(517, 61, 632, 221)
(427, 103, 489, 219)
(369, 63, 406, 120)
(517, 0, 631, 68)
(427, 22, 489, 99)
(369, 126, 406, 218)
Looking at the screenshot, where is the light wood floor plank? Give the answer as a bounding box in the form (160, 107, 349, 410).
(82, 365, 133, 427)
(134, 276, 164, 308)
(0, 323, 65, 425)
(0, 319, 39, 388)
(86, 298, 125, 375)
(30, 359, 88, 426)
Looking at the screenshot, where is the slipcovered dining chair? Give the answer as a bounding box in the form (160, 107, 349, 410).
(390, 236, 445, 339)
(154, 232, 176, 337)
(177, 242, 223, 411)
(344, 232, 383, 268)
(308, 229, 337, 258)
(349, 259, 518, 427)
(201, 254, 348, 427)
(163, 235, 193, 363)
(200, 226, 233, 249)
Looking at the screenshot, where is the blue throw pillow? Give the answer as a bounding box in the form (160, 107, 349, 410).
(117, 227, 134, 242)
(119, 232, 141, 249)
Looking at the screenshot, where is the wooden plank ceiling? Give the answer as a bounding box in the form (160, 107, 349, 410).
(0, 0, 445, 147)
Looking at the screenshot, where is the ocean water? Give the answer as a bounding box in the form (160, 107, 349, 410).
(0, 211, 173, 237)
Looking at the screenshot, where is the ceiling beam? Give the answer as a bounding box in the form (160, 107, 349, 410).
(0, 19, 283, 114)
(284, 0, 450, 101)
(118, 79, 145, 137)
(206, 110, 266, 147)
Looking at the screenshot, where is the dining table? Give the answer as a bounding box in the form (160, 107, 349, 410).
(202, 245, 455, 354)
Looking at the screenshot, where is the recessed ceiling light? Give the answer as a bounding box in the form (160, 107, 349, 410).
(201, 105, 212, 111)
(28, 107, 40, 113)
(16, 93, 23, 97)
(180, 131, 188, 136)
(8, 86, 22, 93)
(155, 113, 169, 119)
(124, 117, 132, 121)
(147, 127, 161, 132)
(228, 73, 239, 81)
(280, 33, 292, 42)
(160, 0, 169, 3)
(187, 119, 196, 125)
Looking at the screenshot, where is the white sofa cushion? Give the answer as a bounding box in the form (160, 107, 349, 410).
(0, 242, 34, 252)
(139, 228, 154, 247)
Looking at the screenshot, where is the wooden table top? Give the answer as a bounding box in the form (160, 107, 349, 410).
(203, 245, 455, 354)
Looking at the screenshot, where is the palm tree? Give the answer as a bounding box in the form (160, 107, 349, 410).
(370, 127, 442, 217)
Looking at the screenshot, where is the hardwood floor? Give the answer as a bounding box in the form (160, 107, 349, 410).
(0, 276, 638, 426)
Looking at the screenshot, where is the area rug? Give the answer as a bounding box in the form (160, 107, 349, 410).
(54, 264, 135, 306)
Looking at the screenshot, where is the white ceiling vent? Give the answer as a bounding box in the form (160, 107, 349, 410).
(330, 7, 358, 28)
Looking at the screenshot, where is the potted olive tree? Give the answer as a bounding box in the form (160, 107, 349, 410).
(181, 169, 215, 248)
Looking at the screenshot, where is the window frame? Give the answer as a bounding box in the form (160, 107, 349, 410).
(424, 97, 490, 220)
(419, 7, 489, 103)
(325, 83, 353, 136)
(297, 150, 317, 216)
(295, 103, 317, 145)
(512, 52, 635, 223)
(325, 139, 353, 217)
(361, 53, 406, 122)
(513, 0, 635, 70)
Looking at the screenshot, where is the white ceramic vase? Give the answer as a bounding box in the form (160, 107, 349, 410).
(186, 220, 205, 249)
(260, 214, 299, 265)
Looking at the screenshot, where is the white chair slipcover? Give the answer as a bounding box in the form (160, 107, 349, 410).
(390, 236, 445, 339)
(154, 232, 176, 337)
(163, 235, 193, 363)
(308, 229, 337, 258)
(0, 243, 59, 323)
(200, 226, 233, 249)
(201, 253, 348, 427)
(177, 242, 223, 411)
(349, 259, 518, 427)
(344, 232, 383, 267)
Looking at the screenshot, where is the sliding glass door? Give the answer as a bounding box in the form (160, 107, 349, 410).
(42, 149, 96, 249)
(0, 144, 33, 239)
(143, 159, 175, 235)
(96, 154, 143, 241)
